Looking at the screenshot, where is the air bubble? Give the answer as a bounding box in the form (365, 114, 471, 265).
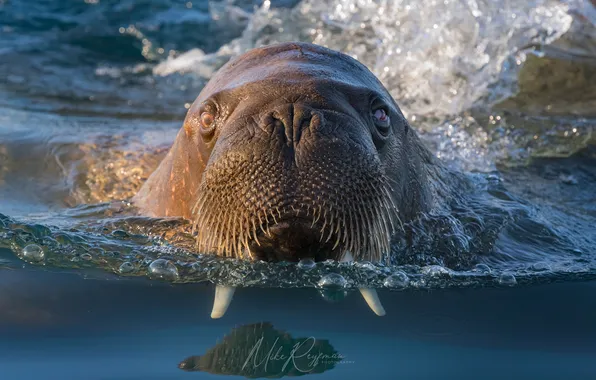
(498, 273, 517, 286)
(148, 259, 179, 281)
(422, 265, 451, 277)
(297, 258, 316, 270)
(81, 253, 92, 261)
(119, 262, 135, 274)
(530, 262, 551, 272)
(317, 273, 348, 288)
(20, 244, 45, 263)
(383, 271, 409, 288)
(473, 263, 492, 274)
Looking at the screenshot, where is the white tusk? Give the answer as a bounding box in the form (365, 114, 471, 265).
(341, 251, 386, 316)
(211, 285, 235, 319)
(358, 288, 386, 316)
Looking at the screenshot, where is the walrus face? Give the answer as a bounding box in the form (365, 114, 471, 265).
(133, 43, 430, 317)
(185, 43, 415, 264)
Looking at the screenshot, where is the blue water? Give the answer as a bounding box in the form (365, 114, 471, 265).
(1, 259, 596, 379)
(1, 0, 596, 378)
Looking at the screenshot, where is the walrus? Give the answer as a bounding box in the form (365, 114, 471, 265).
(133, 42, 445, 318)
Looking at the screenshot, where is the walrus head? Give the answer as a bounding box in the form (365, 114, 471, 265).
(134, 42, 434, 317)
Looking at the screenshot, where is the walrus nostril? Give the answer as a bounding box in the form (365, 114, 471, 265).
(265, 105, 319, 146)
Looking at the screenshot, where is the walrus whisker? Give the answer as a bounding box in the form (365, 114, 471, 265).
(381, 184, 402, 233)
(263, 212, 272, 232)
(325, 212, 336, 244)
(250, 218, 261, 247)
(311, 205, 322, 227)
(360, 197, 375, 259)
(231, 212, 241, 258)
(222, 207, 232, 257)
(257, 212, 266, 236)
(359, 193, 373, 258)
(265, 223, 272, 239)
(332, 222, 342, 251)
(354, 203, 363, 258)
(208, 209, 221, 255)
(320, 212, 328, 241)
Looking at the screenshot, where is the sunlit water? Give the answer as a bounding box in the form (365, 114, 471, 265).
(1, 0, 596, 377)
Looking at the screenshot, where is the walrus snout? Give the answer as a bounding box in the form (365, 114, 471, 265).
(249, 219, 339, 262)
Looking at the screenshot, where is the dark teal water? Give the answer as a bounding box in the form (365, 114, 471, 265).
(1, 0, 596, 378)
(2, 255, 596, 380)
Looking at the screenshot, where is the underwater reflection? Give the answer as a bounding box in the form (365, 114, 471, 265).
(178, 322, 342, 377)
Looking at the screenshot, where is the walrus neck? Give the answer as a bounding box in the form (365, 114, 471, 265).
(133, 130, 204, 219)
(395, 130, 441, 222)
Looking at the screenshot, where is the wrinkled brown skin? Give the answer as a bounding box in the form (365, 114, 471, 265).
(134, 42, 442, 262)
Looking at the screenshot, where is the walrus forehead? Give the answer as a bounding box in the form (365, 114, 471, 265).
(198, 45, 387, 104)
(218, 61, 378, 92)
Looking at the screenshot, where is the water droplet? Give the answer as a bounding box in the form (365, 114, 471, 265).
(20, 244, 44, 263)
(317, 273, 348, 288)
(473, 263, 492, 274)
(148, 259, 179, 281)
(383, 271, 409, 288)
(422, 265, 450, 277)
(119, 262, 135, 274)
(498, 273, 517, 286)
(81, 253, 92, 261)
(297, 258, 316, 270)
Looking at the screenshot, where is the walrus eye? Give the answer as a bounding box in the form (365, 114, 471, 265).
(372, 107, 390, 136)
(374, 108, 388, 122)
(199, 110, 217, 141)
(200, 111, 215, 128)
